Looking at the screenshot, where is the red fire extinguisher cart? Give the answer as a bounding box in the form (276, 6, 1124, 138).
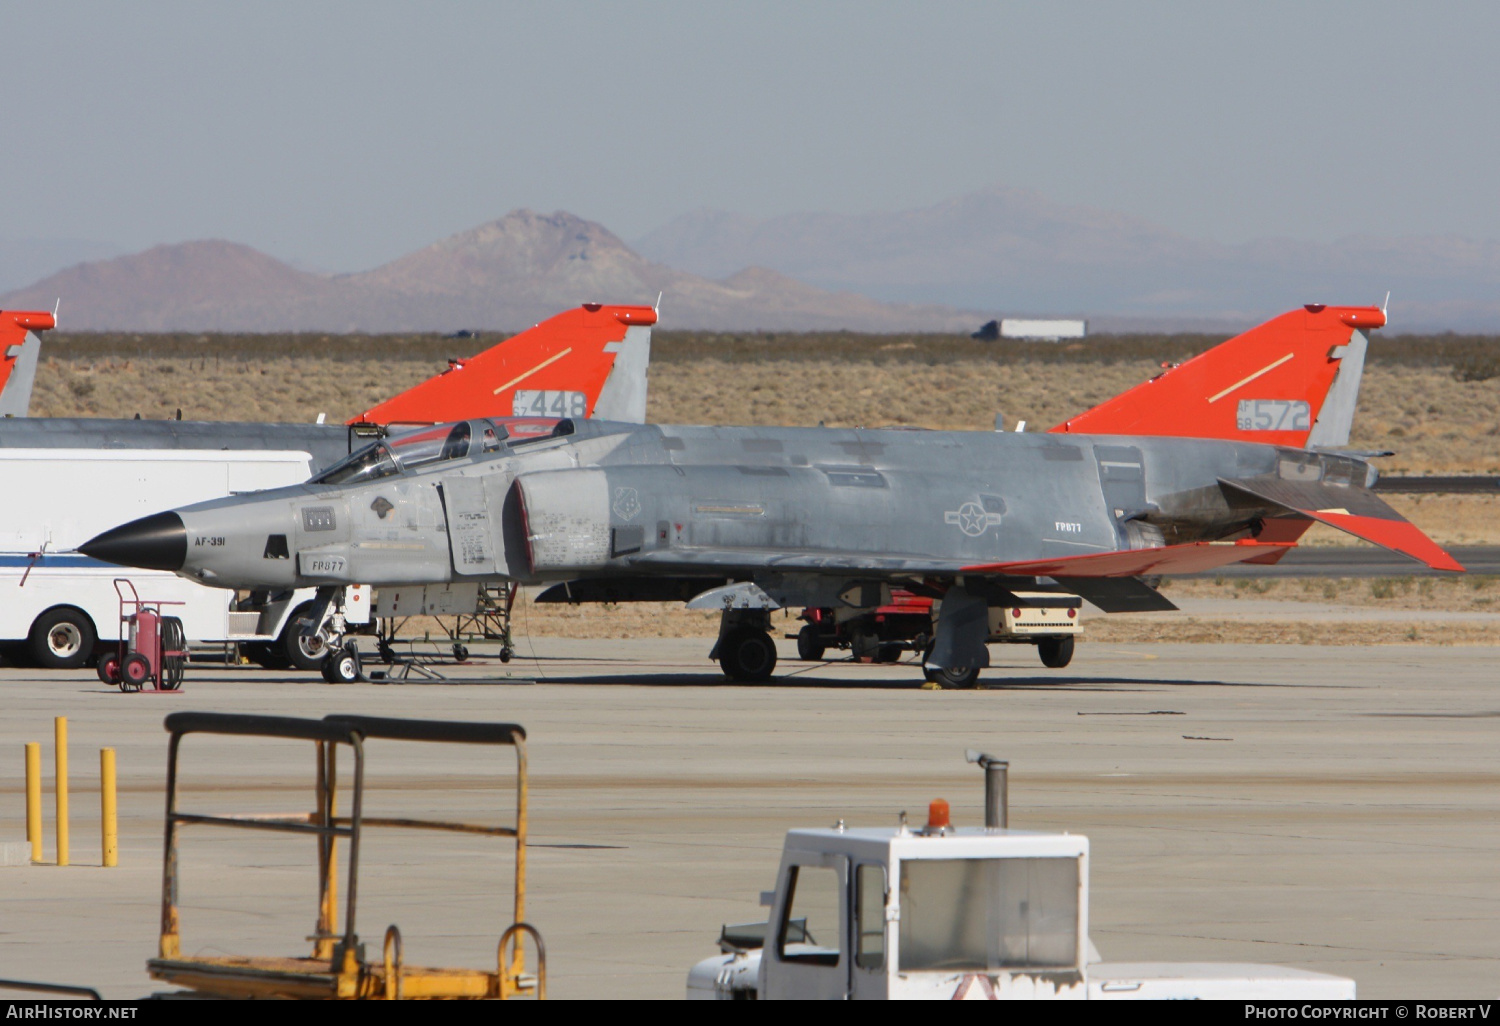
(97, 579, 187, 692)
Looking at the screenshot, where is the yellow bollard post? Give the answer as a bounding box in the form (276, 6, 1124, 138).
(100, 748, 117, 868)
(25, 742, 42, 864)
(55, 717, 69, 867)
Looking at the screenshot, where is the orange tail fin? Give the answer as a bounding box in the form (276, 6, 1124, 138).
(1051, 304, 1383, 447)
(350, 303, 656, 427)
(0, 310, 55, 417)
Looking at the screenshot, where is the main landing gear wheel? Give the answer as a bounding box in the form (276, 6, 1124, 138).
(1038, 635, 1075, 669)
(796, 624, 826, 661)
(284, 602, 330, 672)
(321, 643, 362, 684)
(718, 628, 778, 682)
(923, 665, 982, 690)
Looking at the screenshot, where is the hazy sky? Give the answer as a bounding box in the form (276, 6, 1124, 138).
(4, 1, 1497, 272)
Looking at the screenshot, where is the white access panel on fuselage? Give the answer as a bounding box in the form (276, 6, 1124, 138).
(0, 449, 313, 552)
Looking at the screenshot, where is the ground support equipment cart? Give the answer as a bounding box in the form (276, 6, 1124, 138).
(146, 711, 544, 999)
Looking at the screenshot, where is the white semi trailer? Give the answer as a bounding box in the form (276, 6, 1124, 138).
(688, 755, 1355, 1000)
(0, 448, 335, 668)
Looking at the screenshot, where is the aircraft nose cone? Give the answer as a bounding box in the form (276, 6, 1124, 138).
(80, 511, 188, 571)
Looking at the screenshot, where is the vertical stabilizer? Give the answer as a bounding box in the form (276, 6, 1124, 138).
(350, 303, 657, 426)
(0, 311, 56, 417)
(1304, 329, 1368, 448)
(1051, 305, 1384, 447)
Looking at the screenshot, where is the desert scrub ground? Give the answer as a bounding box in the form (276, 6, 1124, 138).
(32, 329, 1500, 474)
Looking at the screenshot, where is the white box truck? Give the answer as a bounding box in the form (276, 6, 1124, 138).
(0, 448, 324, 668)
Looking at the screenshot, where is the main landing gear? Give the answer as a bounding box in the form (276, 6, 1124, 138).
(712, 609, 778, 682)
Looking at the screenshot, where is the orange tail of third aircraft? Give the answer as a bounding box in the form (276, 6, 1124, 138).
(352, 303, 657, 427)
(1051, 304, 1384, 448)
(0, 309, 55, 418)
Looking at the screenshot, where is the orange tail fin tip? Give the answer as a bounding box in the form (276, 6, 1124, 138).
(0, 310, 56, 418)
(1051, 304, 1384, 447)
(351, 302, 656, 427)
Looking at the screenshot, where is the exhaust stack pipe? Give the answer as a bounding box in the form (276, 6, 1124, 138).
(965, 750, 1008, 829)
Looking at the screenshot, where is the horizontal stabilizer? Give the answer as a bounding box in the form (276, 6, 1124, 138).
(1220, 477, 1464, 572)
(1067, 577, 1179, 613)
(962, 540, 1295, 578)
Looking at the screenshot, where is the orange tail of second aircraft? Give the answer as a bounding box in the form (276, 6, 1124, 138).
(0, 309, 55, 418)
(351, 302, 657, 427)
(1051, 304, 1384, 448)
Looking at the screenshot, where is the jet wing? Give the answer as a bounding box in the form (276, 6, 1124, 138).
(961, 540, 1295, 578)
(1218, 477, 1464, 572)
(625, 549, 975, 575)
(628, 541, 1293, 580)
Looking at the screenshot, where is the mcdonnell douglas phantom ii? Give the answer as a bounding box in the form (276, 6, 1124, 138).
(83, 304, 1462, 686)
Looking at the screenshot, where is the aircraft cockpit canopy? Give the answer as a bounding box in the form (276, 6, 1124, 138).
(313, 419, 509, 485)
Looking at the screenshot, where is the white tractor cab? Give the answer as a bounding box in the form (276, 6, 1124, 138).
(688, 753, 1355, 1000)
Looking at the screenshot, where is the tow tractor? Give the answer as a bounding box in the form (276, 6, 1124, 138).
(793, 589, 1082, 679)
(687, 753, 1355, 1000)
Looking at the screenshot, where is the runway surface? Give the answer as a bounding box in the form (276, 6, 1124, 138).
(1, 636, 1496, 1000)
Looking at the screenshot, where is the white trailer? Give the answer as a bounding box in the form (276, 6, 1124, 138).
(1000, 318, 1087, 341)
(688, 755, 1354, 1000)
(0, 448, 320, 668)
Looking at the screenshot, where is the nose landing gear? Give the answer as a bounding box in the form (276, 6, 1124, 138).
(320, 642, 363, 684)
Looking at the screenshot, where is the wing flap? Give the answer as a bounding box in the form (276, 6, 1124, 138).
(1219, 478, 1464, 572)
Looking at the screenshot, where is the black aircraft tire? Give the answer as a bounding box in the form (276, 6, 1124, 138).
(321, 644, 362, 685)
(796, 624, 826, 661)
(1038, 636, 1075, 669)
(282, 603, 329, 671)
(29, 607, 97, 670)
(718, 629, 778, 682)
(924, 665, 981, 690)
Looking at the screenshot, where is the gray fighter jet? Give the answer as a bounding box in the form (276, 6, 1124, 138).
(83, 304, 1462, 686)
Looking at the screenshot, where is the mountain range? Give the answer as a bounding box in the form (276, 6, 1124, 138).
(635, 187, 1500, 332)
(6, 187, 1500, 332)
(0, 211, 977, 333)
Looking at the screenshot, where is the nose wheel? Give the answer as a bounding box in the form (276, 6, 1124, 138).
(321, 642, 363, 684)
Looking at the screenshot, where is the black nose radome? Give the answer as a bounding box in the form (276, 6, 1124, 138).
(80, 512, 187, 571)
